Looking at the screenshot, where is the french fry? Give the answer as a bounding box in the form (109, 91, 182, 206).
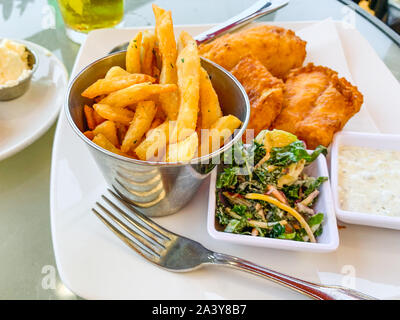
(135, 121, 169, 161)
(153, 46, 162, 70)
(127, 151, 139, 159)
(149, 117, 164, 130)
(93, 120, 119, 147)
(79, 5, 239, 163)
(121, 101, 157, 153)
(154, 104, 167, 121)
(92, 133, 126, 156)
(170, 31, 201, 142)
(126, 32, 142, 73)
(153, 4, 177, 84)
(99, 83, 177, 109)
(105, 66, 131, 79)
(84, 105, 97, 130)
(177, 30, 194, 51)
(148, 105, 166, 130)
(159, 90, 179, 121)
(210, 115, 242, 132)
(83, 131, 94, 140)
(153, 4, 179, 120)
(167, 131, 198, 162)
(93, 104, 134, 125)
(195, 112, 203, 154)
(152, 65, 161, 80)
(116, 122, 128, 146)
(81, 74, 156, 99)
(205, 115, 242, 155)
(93, 95, 105, 103)
(199, 67, 223, 128)
(92, 108, 106, 126)
(140, 30, 157, 76)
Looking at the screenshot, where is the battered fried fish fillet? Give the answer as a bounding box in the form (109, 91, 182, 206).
(199, 25, 306, 79)
(272, 64, 364, 148)
(230, 55, 284, 139)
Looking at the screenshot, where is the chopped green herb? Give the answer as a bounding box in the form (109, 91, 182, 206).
(278, 232, 296, 240)
(304, 177, 328, 197)
(224, 219, 247, 234)
(216, 167, 240, 189)
(308, 213, 324, 227)
(267, 141, 327, 167)
(232, 204, 247, 216)
(270, 223, 285, 238)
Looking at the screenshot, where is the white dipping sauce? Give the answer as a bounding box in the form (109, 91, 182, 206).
(338, 145, 400, 217)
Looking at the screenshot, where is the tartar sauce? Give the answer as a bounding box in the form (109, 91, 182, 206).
(338, 145, 400, 217)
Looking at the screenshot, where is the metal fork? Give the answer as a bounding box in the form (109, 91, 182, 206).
(92, 189, 377, 300)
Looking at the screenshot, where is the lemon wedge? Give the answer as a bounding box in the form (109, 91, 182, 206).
(255, 129, 297, 152)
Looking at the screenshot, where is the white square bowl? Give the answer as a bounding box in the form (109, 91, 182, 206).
(207, 154, 339, 253)
(331, 131, 400, 230)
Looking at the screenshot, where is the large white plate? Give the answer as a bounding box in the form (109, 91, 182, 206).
(50, 22, 400, 300)
(0, 40, 68, 161)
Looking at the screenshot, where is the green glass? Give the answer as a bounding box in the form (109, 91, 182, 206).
(57, 0, 124, 43)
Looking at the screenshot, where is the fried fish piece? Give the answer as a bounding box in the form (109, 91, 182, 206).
(199, 25, 306, 79)
(230, 55, 284, 139)
(272, 64, 364, 148)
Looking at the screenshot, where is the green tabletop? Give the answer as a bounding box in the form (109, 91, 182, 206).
(0, 0, 399, 299)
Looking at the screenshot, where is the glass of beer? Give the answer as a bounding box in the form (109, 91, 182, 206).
(57, 0, 124, 44)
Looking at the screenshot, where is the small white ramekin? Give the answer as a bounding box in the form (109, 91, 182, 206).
(207, 154, 339, 253)
(330, 131, 400, 230)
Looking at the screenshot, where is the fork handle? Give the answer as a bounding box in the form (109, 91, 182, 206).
(194, 0, 289, 44)
(210, 253, 376, 300)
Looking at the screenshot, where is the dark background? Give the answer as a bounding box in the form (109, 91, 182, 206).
(353, 0, 400, 34)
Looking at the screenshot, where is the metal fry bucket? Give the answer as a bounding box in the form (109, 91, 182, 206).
(65, 51, 249, 216)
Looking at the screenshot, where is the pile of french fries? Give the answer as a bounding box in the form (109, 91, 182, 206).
(82, 4, 242, 162)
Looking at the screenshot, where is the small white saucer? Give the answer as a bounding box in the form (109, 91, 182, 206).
(0, 39, 68, 161)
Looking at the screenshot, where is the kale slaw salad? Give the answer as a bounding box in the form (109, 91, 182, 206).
(215, 130, 328, 243)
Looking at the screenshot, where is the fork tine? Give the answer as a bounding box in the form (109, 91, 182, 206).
(101, 194, 166, 249)
(92, 208, 159, 262)
(108, 188, 172, 241)
(96, 202, 163, 255)
(93, 205, 160, 260)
